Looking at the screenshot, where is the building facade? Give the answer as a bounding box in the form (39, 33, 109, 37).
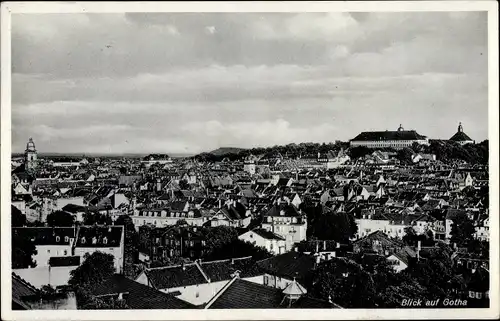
(350, 125, 429, 149)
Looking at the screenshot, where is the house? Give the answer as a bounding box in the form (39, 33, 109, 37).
(88, 274, 194, 309)
(143, 225, 208, 261)
(12, 227, 77, 268)
(256, 251, 316, 290)
(73, 226, 125, 273)
(207, 200, 251, 228)
(135, 257, 263, 306)
(261, 204, 307, 251)
(13, 256, 81, 289)
(353, 230, 406, 256)
(205, 275, 341, 309)
(474, 217, 489, 241)
(12, 273, 78, 310)
(238, 228, 286, 255)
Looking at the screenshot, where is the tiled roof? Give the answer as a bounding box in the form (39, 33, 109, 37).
(144, 263, 207, 289)
(207, 278, 338, 309)
(48, 256, 81, 267)
(75, 226, 123, 248)
(12, 227, 76, 246)
(257, 252, 315, 281)
(251, 228, 285, 240)
(200, 257, 261, 283)
(449, 131, 473, 142)
(12, 273, 40, 309)
(91, 274, 194, 309)
(264, 204, 302, 217)
(351, 130, 426, 142)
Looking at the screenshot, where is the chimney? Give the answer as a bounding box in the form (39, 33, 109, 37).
(218, 198, 222, 209)
(182, 263, 186, 271)
(315, 241, 319, 253)
(315, 255, 321, 264)
(323, 241, 326, 251)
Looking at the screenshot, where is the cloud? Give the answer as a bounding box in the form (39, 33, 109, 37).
(11, 12, 489, 153)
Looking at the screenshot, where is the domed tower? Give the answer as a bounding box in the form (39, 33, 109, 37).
(397, 124, 404, 132)
(450, 122, 474, 145)
(24, 138, 38, 170)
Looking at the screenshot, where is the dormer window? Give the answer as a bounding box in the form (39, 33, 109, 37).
(65, 236, 69, 242)
(81, 237, 86, 244)
(92, 237, 97, 244)
(56, 236, 60, 242)
(103, 237, 108, 245)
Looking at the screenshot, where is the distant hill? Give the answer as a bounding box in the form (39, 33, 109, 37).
(207, 147, 247, 156)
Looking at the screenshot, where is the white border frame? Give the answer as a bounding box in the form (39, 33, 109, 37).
(1, 1, 499, 320)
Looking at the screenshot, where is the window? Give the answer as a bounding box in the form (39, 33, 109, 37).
(47, 249, 50, 254)
(65, 236, 69, 242)
(264, 275, 269, 285)
(81, 237, 86, 244)
(92, 237, 97, 244)
(103, 237, 108, 245)
(250, 234, 253, 238)
(64, 250, 68, 255)
(195, 292, 199, 298)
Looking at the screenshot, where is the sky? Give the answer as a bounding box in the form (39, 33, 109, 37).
(11, 12, 488, 155)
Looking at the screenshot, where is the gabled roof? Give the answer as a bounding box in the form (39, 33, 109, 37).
(12, 227, 76, 246)
(450, 131, 473, 142)
(249, 228, 285, 241)
(352, 130, 426, 142)
(206, 278, 339, 309)
(199, 257, 261, 283)
(12, 273, 40, 310)
(257, 252, 315, 281)
(91, 274, 194, 309)
(75, 226, 123, 248)
(144, 263, 207, 289)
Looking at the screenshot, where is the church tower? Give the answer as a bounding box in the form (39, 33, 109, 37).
(24, 138, 38, 170)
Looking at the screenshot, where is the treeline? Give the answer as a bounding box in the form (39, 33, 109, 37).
(194, 139, 488, 165)
(193, 141, 350, 162)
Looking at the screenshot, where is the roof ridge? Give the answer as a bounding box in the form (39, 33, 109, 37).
(146, 262, 196, 270)
(12, 272, 40, 292)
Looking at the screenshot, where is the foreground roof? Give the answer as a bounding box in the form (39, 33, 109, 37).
(91, 274, 195, 309)
(206, 278, 340, 309)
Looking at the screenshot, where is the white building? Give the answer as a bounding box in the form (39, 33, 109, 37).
(350, 125, 429, 149)
(238, 229, 287, 255)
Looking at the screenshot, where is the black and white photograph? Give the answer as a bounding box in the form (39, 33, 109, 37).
(1, 1, 498, 320)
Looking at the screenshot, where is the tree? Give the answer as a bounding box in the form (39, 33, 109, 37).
(310, 212, 358, 243)
(47, 210, 75, 227)
(115, 215, 139, 277)
(12, 205, 27, 227)
(310, 258, 378, 308)
(397, 147, 415, 165)
(12, 233, 37, 268)
(348, 146, 372, 159)
(202, 226, 238, 256)
(69, 252, 120, 309)
(450, 215, 476, 247)
(69, 252, 116, 288)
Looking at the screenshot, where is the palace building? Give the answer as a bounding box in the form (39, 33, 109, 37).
(350, 124, 429, 150)
(449, 122, 475, 145)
